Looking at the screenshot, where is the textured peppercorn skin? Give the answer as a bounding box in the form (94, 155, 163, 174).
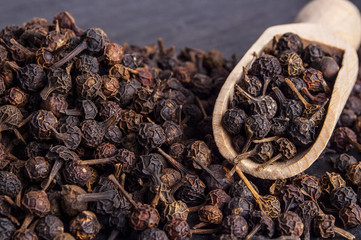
(36, 215, 64, 240)
(222, 214, 249, 239)
(0, 171, 21, 198)
(129, 204, 160, 231)
(339, 203, 361, 228)
(163, 218, 191, 240)
(22, 190, 51, 217)
(0, 217, 16, 240)
(62, 161, 91, 186)
(69, 210, 101, 240)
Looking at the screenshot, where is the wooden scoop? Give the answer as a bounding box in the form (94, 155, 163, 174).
(213, 0, 361, 179)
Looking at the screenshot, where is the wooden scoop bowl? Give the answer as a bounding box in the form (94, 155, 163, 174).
(213, 0, 361, 179)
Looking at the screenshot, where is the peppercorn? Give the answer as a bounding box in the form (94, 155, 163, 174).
(314, 214, 355, 239)
(277, 211, 304, 237)
(296, 200, 320, 240)
(276, 32, 303, 55)
(0, 217, 16, 240)
(30, 110, 59, 140)
(319, 172, 346, 195)
(221, 214, 248, 239)
(302, 44, 324, 65)
(205, 189, 231, 210)
(36, 215, 64, 240)
(17, 64, 46, 93)
(246, 210, 275, 239)
(161, 200, 189, 222)
(222, 108, 247, 135)
(279, 184, 304, 210)
(292, 173, 321, 201)
(331, 153, 357, 173)
(40, 68, 72, 100)
(331, 127, 358, 152)
(22, 190, 50, 217)
(137, 123, 166, 150)
(226, 197, 254, 217)
(69, 211, 101, 240)
(0, 171, 21, 198)
(346, 162, 361, 186)
(62, 161, 91, 186)
(330, 186, 357, 209)
(130, 204, 160, 231)
(139, 228, 169, 240)
(24, 156, 50, 182)
(279, 51, 305, 76)
(175, 175, 206, 206)
(163, 218, 191, 240)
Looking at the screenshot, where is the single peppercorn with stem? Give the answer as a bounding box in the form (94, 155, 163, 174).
(41, 145, 79, 190)
(302, 68, 330, 93)
(242, 114, 271, 153)
(245, 210, 274, 240)
(235, 85, 277, 119)
(108, 174, 160, 231)
(257, 138, 297, 170)
(296, 200, 320, 240)
(234, 166, 281, 218)
(52, 28, 107, 68)
(40, 66, 72, 100)
(249, 54, 282, 95)
(313, 214, 355, 239)
(239, 67, 263, 97)
(192, 204, 223, 229)
(292, 173, 321, 201)
(29, 110, 59, 141)
(277, 211, 304, 237)
(227, 142, 275, 177)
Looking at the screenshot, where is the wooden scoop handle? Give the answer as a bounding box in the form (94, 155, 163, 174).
(295, 0, 361, 49)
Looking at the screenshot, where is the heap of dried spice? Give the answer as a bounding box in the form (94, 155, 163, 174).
(0, 11, 361, 240)
(223, 32, 341, 169)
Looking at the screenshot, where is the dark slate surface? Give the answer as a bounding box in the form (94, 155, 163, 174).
(1, 0, 361, 239)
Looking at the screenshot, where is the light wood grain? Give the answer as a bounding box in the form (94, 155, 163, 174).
(295, 0, 361, 49)
(213, 0, 360, 179)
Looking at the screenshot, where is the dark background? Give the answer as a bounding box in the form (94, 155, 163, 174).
(1, 0, 361, 239)
(1, 0, 360, 58)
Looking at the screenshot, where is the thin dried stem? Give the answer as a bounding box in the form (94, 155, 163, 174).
(284, 78, 310, 108)
(108, 174, 138, 208)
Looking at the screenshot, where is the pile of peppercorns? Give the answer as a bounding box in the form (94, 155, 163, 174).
(0, 11, 359, 240)
(222, 32, 341, 170)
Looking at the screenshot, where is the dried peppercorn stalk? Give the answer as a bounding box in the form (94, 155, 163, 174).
(234, 166, 281, 218)
(313, 214, 355, 240)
